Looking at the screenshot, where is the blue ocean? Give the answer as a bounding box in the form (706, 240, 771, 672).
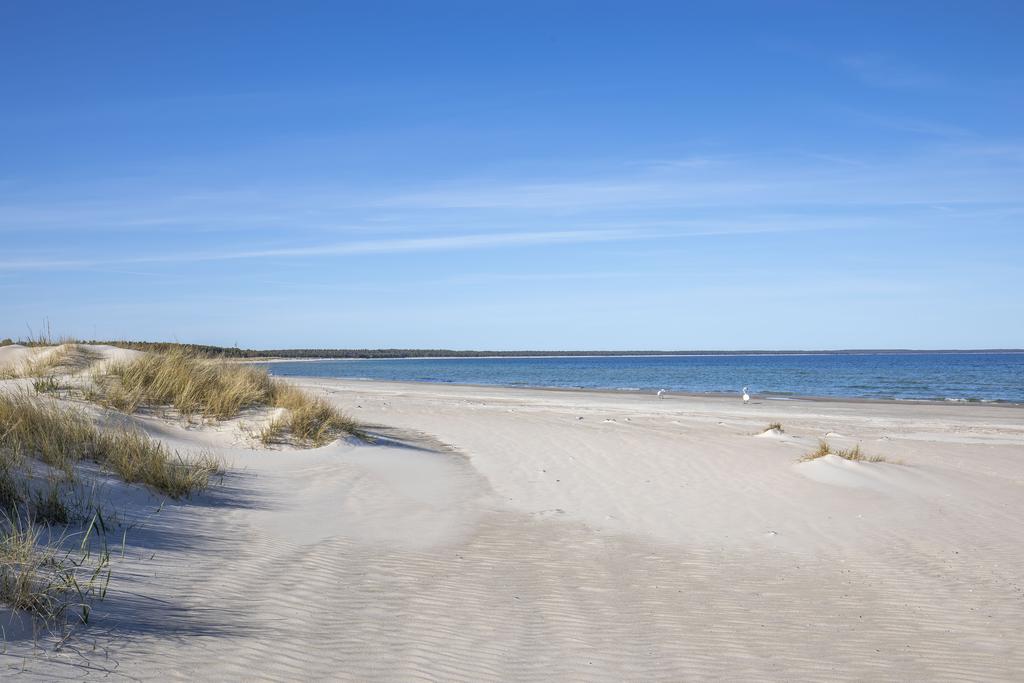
(259, 353, 1024, 403)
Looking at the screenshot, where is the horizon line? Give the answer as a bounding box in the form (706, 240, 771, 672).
(18, 340, 1021, 355)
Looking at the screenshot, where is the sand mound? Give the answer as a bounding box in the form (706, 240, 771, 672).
(754, 426, 788, 439)
(796, 452, 893, 490)
(0, 343, 146, 376)
(0, 343, 43, 372)
(82, 343, 147, 369)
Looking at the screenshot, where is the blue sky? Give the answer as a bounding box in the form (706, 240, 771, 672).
(2, 1, 1022, 349)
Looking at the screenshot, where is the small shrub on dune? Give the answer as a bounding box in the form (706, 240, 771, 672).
(765, 422, 783, 433)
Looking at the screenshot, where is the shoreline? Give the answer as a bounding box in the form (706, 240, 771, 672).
(246, 349, 1024, 362)
(269, 374, 1024, 409)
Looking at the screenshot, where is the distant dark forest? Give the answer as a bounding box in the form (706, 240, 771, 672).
(59, 341, 1023, 359)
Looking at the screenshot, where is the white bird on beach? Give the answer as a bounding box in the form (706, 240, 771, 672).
(742, 387, 750, 404)
(657, 389, 665, 399)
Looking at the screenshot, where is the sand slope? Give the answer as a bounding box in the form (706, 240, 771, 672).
(3, 367, 1023, 679)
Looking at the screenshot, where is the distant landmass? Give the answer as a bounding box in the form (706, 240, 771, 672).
(60, 341, 1024, 359)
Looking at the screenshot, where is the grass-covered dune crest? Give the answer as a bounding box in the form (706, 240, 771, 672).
(88, 347, 362, 446)
(0, 343, 361, 632)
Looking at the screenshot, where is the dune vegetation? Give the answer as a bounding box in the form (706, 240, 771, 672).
(260, 382, 362, 446)
(87, 348, 361, 446)
(0, 341, 357, 628)
(91, 348, 277, 419)
(0, 343, 99, 382)
(0, 388, 221, 628)
(0, 514, 112, 627)
(802, 439, 886, 463)
(0, 390, 221, 501)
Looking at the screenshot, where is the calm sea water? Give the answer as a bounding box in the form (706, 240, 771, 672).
(259, 353, 1024, 403)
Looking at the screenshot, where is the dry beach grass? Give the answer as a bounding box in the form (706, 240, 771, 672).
(0, 514, 112, 627)
(0, 343, 359, 638)
(0, 390, 220, 499)
(0, 388, 218, 629)
(89, 347, 360, 445)
(802, 439, 887, 463)
(260, 382, 363, 446)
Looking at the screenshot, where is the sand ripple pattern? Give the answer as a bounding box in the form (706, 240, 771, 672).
(10, 507, 1022, 681)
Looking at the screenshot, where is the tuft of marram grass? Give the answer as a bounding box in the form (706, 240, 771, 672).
(96, 348, 276, 419)
(834, 444, 886, 462)
(32, 374, 70, 396)
(89, 348, 360, 447)
(29, 478, 72, 525)
(766, 422, 784, 433)
(0, 459, 21, 513)
(261, 383, 362, 447)
(801, 439, 886, 463)
(99, 430, 223, 498)
(0, 513, 112, 626)
(0, 391, 98, 475)
(801, 440, 833, 461)
(0, 390, 220, 498)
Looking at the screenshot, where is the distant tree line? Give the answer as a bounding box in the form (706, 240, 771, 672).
(30, 341, 1017, 359)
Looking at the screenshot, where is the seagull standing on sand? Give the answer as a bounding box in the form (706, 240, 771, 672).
(657, 389, 665, 399)
(742, 387, 750, 404)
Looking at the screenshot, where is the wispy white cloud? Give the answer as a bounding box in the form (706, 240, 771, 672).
(223, 229, 645, 259)
(846, 110, 974, 138)
(842, 54, 944, 89)
(3, 204, 997, 274)
(369, 154, 1021, 211)
(4, 138, 1022, 283)
(626, 156, 732, 170)
(430, 271, 662, 286)
(5, 138, 1022, 239)
(2, 211, 896, 272)
(0, 229, 650, 271)
(369, 180, 697, 210)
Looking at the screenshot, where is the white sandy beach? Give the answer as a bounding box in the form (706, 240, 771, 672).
(2, 347, 1023, 680)
(7, 0, 1023, 678)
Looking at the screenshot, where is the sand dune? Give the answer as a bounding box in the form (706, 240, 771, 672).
(2, 352, 1022, 679)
